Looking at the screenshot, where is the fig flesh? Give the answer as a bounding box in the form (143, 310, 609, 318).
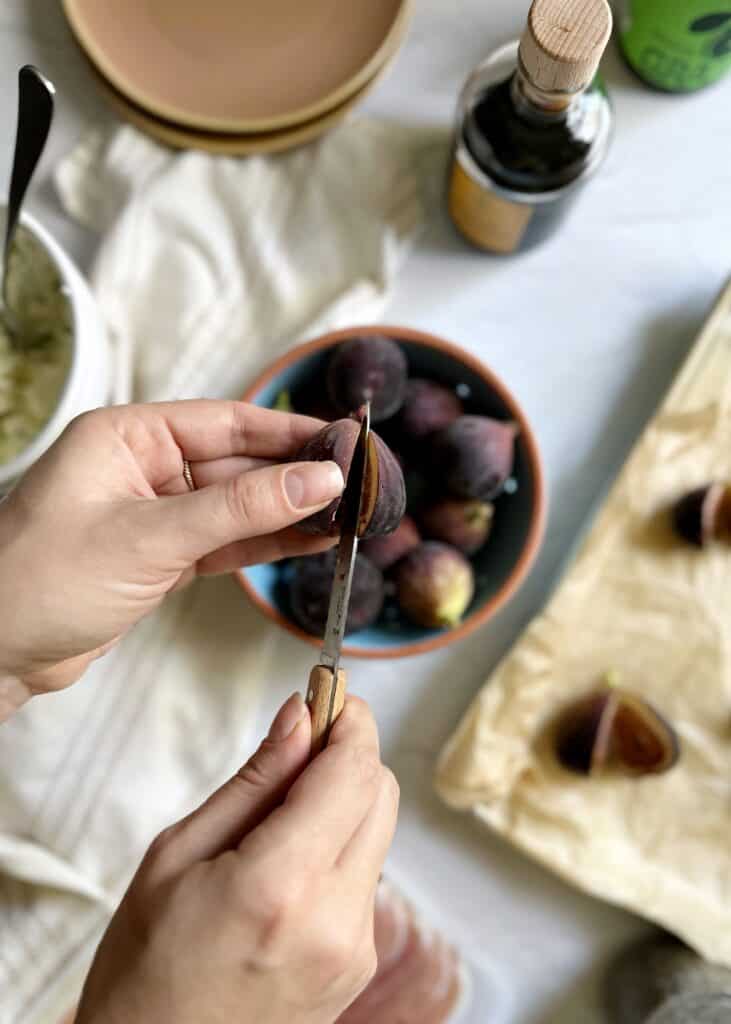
(327, 336, 408, 423)
(396, 541, 475, 629)
(419, 498, 494, 555)
(361, 515, 421, 571)
(432, 415, 518, 501)
(295, 418, 405, 539)
(289, 551, 384, 636)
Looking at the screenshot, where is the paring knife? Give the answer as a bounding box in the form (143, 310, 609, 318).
(306, 403, 371, 757)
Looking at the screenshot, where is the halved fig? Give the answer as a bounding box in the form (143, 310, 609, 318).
(672, 482, 731, 547)
(295, 417, 405, 539)
(555, 685, 679, 777)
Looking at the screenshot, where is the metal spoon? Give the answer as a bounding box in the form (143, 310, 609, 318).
(1, 65, 55, 347)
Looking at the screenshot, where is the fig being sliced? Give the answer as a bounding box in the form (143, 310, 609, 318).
(555, 683, 679, 777)
(295, 417, 405, 539)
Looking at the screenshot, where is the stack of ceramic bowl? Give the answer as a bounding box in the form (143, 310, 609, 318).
(62, 0, 413, 155)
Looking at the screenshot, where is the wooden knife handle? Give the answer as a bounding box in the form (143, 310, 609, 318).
(307, 665, 346, 758)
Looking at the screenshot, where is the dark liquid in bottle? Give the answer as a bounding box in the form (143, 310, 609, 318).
(461, 73, 611, 252)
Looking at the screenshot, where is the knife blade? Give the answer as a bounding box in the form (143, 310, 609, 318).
(306, 403, 371, 756)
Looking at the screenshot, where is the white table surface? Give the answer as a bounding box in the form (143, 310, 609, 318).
(1, 2, 729, 1022)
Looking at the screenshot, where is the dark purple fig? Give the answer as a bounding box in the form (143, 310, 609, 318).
(327, 336, 408, 423)
(419, 498, 494, 555)
(397, 379, 463, 443)
(396, 541, 474, 629)
(361, 515, 421, 571)
(555, 685, 679, 777)
(295, 418, 405, 539)
(432, 415, 518, 501)
(289, 551, 384, 636)
(672, 482, 731, 547)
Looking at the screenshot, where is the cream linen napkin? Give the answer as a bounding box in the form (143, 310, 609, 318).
(55, 118, 427, 405)
(0, 118, 429, 1024)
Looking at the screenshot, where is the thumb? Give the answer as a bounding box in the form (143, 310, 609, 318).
(141, 460, 344, 568)
(145, 693, 312, 877)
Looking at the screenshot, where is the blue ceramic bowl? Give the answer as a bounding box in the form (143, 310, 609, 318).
(237, 325, 546, 658)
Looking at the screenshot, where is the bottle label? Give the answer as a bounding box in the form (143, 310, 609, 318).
(621, 0, 731, 92)
(448, 152, 533, 254)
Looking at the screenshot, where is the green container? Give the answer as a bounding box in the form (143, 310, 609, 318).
(620, 0, 731, 92)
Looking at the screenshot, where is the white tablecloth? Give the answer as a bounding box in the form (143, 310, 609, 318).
(1, 2, 730, 1021)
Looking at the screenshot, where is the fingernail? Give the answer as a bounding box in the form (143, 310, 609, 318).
(284, 461, 344, 510)
(268, 692, 307, 742)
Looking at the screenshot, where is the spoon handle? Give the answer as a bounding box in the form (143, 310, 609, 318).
(3, 66, 55, 280)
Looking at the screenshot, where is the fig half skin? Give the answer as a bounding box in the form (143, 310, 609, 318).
(289, 551, 384, 636)
(672, 482, 731, 547)
(419, 498, 494, 555)
(396, 541, 475, 629)
(396, 379, 463, 444)
(361, 515, 421, 571)
(295, 418, 406, 539)
(555, 687, 679, 777)
(432, 415, 518, 502)
(327, 336, 408, 423)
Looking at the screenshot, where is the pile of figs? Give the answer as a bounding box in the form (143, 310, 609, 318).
(281, 335, 519, 638)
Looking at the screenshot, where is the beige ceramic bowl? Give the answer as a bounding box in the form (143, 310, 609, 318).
(63, 0, 411, 135)
(86, 22, 404, 156)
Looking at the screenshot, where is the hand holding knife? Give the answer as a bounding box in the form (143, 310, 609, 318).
(306, 403, 371, 757)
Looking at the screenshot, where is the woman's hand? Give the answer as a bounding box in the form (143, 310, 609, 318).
(0, 401, 342, 714)
(76, 695, 399, 1024)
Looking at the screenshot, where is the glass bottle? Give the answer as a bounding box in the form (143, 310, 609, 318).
(619, 0, 731, 93)
(448, 0, 613, 255)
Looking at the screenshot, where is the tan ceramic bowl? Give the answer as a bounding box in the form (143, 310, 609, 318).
(85, 26, 402, 156)
(63, 0, 412, 135)
(236, 326, 547, 659)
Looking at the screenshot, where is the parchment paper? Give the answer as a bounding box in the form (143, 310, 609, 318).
(435, 281, 731, 966)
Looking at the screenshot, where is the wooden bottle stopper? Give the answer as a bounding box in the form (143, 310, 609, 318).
(519, 0, 613, 94)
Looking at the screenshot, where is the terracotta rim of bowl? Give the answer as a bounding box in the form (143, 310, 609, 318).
(236, 325, 547, 659)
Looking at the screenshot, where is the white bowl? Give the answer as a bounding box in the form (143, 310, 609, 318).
(0, 206, 110, 492)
